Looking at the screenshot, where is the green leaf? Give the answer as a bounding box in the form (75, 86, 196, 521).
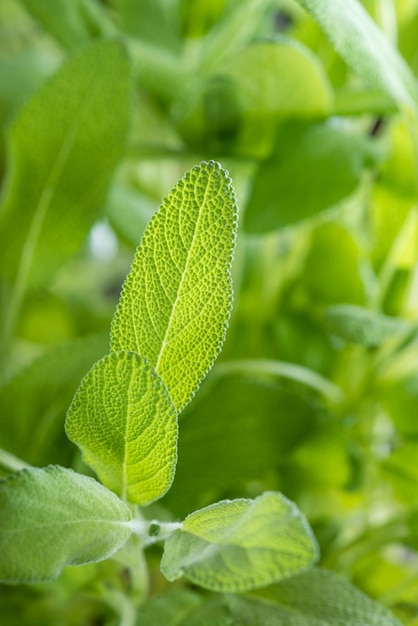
(135, 589, 204, 626)
(161, 491, 319, 592)
(296, 0, 418, 111)
(164, 375, 319, 518)
(180, 568, 403, 625)
(0, 40, 131, 336)
(111, 161, 238, 412)
(17, 0, 114, 50)
(65, 352, 178, 505)
(0, 334, 108, 466)
(325, 304, 409, 347)
(0, 465, 132, 584)
(244, 121, 377, 233)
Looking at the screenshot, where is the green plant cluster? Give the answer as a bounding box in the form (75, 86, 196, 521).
(1, 0, 418, 624)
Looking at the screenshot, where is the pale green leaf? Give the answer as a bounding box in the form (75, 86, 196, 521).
(0, 39, 131, 298)
(296, 0, 418, 111)
(161, 491, 319, 592)
(111, 161, 238, 412)
(325, 304, 409, 347)
(17, 0, 114, 50)
(0, 465, 132, 584)
(65, 352, 178, 505)
(181, 568, 403, 625)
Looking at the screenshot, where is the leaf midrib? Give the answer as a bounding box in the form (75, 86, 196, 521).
(154, 175, 210, 374)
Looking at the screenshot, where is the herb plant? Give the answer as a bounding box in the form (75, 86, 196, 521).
(1, 0, 418, 624)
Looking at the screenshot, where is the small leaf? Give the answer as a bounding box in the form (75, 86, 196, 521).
(325, 304, 408, 347)
(0, 40, 131, 289)
(0, 465, 132, 584)
(161, 491, 319, 592)
(65, 352, 178, 506)
(296, 0, 418, 111)
(135, 589, 204, 626)
(111, 161, 238, 412)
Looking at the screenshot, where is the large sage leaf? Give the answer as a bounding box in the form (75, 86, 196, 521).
(111, 161, 238, 412)
(0, 465, 132, 584)
(178, 568, 402, 625)
(65, 352, 178, 505)
(297, 0, 418, 111)
(0, 39, 131, 328)
(161, 492, 318, 592)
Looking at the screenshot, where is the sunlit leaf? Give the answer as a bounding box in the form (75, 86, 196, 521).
(161, 491, 318, 592)
(0, 465, 132, 584)
(111, 161, 238, 412)
(66, 352, 178, 506)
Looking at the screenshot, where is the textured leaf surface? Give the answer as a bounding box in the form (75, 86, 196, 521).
(111, 161, 238, 412)
(325, 304, 408, 347)
(0, 465, 132, 584)
(161, 492, 318, 592)
(180, 568, 402, 625)
(297, 0, 418, 111)
(66, 352, 178, 505)
(0, 40, 131, 288)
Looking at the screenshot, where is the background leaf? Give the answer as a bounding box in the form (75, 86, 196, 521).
(244, 121, 377, 233)
(296, 0, 418, 111)
(0, 39, 131, 341)
(111, 161, 238, 412)
(16, 0, 114, 50)
(0, 465, 132, 584)
(65, 352, 178, 505)
(161, 491, 318, 592)
(164, 373, 320, 518)
(325, 304, 409, 347)
(180, 568, 402, 625)
(0, 333, 107, 467)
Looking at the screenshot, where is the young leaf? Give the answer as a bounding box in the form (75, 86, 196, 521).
(0, 40, 131, 335)
(111, 161, 238, 412)
(325, 304, 409, 347)
(0, 465, 132, 584)
(296, 0, 418, 111)
(65, 352, 178, 506)
(160, 491, 319, 592)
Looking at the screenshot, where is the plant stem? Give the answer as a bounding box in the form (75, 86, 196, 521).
(0, 448, 31, 472)
(213, 359, 345, 405)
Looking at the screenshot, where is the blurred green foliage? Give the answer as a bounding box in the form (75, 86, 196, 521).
(1, 0, 418, 623)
